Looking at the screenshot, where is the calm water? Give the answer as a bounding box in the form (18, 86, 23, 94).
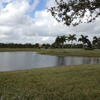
(0, 52, 100, 71)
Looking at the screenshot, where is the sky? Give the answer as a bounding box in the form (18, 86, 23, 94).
(0, 0, 100, 44)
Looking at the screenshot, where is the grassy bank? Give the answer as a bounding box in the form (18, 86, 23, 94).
(38, 49, 100, 57)
(0, 48, 100, 57)
(0, 64, 100, 100)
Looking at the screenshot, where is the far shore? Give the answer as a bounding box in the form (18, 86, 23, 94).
(0, 48, 100, 57)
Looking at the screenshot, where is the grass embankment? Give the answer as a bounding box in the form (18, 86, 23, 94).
(0, 48, 100, 57)
(38, 49, 100, 57)
(0, 64, 100, 100)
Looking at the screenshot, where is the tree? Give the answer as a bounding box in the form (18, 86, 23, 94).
(55, 35, 67, 48)
(87, 40, 92, 48)
(68, 34, 77, 48)
(92, 36, 100, 49)
(55, 35, 61, 48)
(78, 35, 89, 49)
(48, 0, 100, 26)
(42, 44, 46, 47)
(45, 43, 51, 49)
(34, 43, 39, 48)
(46, 43, 51, 47)
(60, 35, 67, 48)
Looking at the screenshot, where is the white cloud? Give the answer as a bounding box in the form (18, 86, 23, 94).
(45, 0, 56, 8)
(1, 0, 12, 3)
(45, 0, 67, 8)
(29, 0, 40, 11)
(0, 1, 29, 25)
(0, 0, 100, 44)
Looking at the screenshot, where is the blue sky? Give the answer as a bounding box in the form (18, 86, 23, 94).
(29, 0, 46, 17)
(0, 0, 100, 44)
(32, 0, 46, 11)
(2, 2, 9, 8)
(2, 0, 46, 17)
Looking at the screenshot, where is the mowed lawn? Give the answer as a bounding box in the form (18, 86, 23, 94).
(0, 48, 100, 100)
(0, 64, 100, 100)
(38, 48, 100, 57)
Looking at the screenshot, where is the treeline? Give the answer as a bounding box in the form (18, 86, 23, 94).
(0, 43, 37, 48)
(0, 43, 52, 48)
(0, 43, 83, 49)
(54, 34, 100, 49)
(0, 34, 100, 49)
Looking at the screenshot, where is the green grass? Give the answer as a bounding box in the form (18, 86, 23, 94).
(38, 49, 100, 57)
(0, 64, 100, 100)
(0, 48, 100, 57)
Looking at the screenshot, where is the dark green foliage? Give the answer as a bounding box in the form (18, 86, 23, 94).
(34, 43, 39, 48)
(55, 35, 67, 48)
(68, 34, 77, 48)
(78, 35, 89, 44)
(92, 36, 100, 49)
(55, 36, 61, 48)
(87, 40, 92, 48)
(48, 0, 100, 26)
(0, 43, 51, 48)
(53, 35, 100, 49)
(0, 43, 34, 48)
(42, 44, 46, 46)
(78, 35, 90, 49)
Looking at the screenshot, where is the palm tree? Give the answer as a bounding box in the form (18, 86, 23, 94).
(78, 35, 89, 49)
(87, 40, 92, 48)
(92, 36, 100, 49)
(60, 35, 67, 48)
(68, 34, 77, 48)
(55, 36, 61, 48)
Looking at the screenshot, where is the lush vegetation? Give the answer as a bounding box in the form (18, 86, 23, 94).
(0, 43, 50, 48)
(0, 64, 100, 100)
(48, 0, 100, 26)
(54, 35, 100, 49)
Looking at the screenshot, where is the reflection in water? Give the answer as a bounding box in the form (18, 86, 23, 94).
(57, 56, 65, 66)
(83, 57, 100, 64)
(0, 52, 100, 71)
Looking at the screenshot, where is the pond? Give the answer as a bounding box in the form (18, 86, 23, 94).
(0, 52, 100, 71)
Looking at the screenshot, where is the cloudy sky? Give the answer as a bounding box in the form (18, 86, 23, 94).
(0, 0, 100, 44)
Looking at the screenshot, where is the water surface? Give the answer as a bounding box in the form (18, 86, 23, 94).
(0, 52, 100, 71)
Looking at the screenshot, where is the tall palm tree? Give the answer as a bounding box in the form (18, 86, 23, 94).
(60, 35, 67, 48)
(55, 35, 61, 48)
(87, 40, 92, 48)
(78, 35, 89, 49)
(68, 34, 77, 48)
(92, 36, 100, 49)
